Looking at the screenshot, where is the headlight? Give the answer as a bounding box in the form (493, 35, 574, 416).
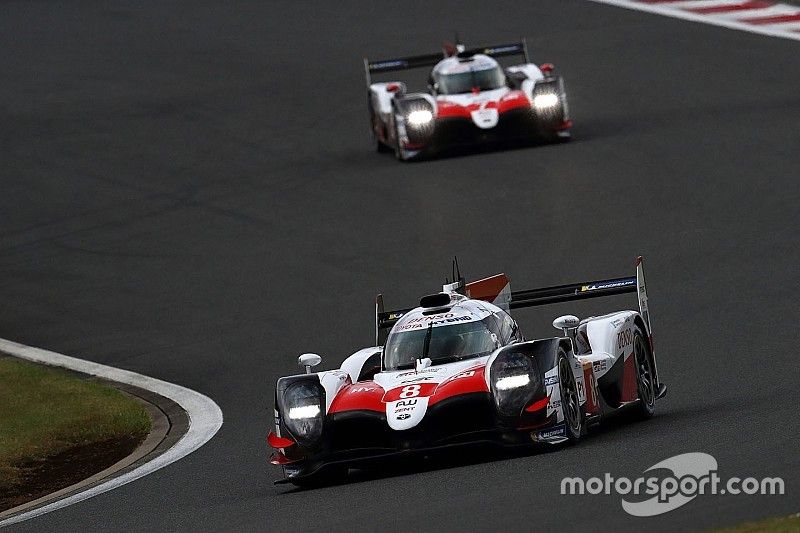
(491, 353, 539, 417)
(407, 109, 433, 126)
(533, 93, 559, 109)
(282, 381, 324, 446)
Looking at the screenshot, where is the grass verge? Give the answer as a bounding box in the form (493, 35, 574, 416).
(714, 513, 800, 532)
(0, 356, 151, 510)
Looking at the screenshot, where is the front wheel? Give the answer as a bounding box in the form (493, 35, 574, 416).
(557, 350, 584, 442)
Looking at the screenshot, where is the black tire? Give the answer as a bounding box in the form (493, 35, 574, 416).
(631, 326, 656, 420)
(557, 349, 584, 442)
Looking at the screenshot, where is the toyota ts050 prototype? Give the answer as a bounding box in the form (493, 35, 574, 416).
(268, 258, 667, 486)
(365, 39, 572, 160)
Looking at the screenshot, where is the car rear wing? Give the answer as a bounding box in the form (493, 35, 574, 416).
(375, 257, 652, 347)
(364, 40, 530, 87)
(509, 257, 652, 330)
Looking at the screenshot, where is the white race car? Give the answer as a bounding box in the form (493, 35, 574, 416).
(267, 258, 667, 486)
(365, 40, 572, 160)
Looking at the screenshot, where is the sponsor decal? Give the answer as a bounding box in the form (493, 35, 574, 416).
(396, 413, 411, 420)
(400, 376, 436, 384)
(544, 376, 559, 386)
(617, 328, 633, 350)
(535, 425, 567, 441)
(397, 368, 440, 377)
(593, 360, 607, 373)
(371, 60, 407, 70)
(349, 386, 377, 394)
(580, 279, 636, 292)
(394, 407, 415, 413)
(453, 370, 476, 379)
(395, 399, 418, 407)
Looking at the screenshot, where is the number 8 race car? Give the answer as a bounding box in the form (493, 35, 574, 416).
(267, 258, 667, 486)
(365, 39, 572, 161)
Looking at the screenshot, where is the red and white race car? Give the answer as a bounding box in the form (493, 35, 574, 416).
(365, 40, 572, 160)
(267, 258, 667, 486)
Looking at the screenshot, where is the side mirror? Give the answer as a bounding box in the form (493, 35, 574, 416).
(298, 353, 322, 374)
(552, 315, 580, 335)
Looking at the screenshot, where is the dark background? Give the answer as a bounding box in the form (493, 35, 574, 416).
(2, 0, 798, 531)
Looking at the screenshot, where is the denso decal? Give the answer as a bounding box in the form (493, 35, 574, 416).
(617, 328, 633, 350)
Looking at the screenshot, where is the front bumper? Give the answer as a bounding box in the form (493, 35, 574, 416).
(271, 393, 561, 483)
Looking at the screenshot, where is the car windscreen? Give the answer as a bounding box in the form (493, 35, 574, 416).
(436, 66, 506, 95)
(383, 319, 497, 370)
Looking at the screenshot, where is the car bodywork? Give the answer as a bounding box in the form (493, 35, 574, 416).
(268, 258, 666, 485)
(365, 40, 572, 160)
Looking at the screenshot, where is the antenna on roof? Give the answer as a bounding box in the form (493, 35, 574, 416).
(443, 256, 466, 295)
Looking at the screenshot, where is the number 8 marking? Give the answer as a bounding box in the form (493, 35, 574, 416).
(399, 385, 421, 399)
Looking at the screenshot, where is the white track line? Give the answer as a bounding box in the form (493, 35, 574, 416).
(0, 338, 224, 527)
(586, 0, 800, 41)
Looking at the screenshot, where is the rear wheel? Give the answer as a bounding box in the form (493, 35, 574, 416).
(631, 327, 656, 419)
(557, 350, 583, 442)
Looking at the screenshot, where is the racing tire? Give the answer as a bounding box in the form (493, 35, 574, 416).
(631, 326, 656, 420)
(557, 349, 584, 442)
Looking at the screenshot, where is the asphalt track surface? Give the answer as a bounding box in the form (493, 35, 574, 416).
(1, 1, 798, 531)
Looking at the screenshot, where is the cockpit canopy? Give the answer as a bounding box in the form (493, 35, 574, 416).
(432, 54, 507, 95)
(383, 300, 519, 371)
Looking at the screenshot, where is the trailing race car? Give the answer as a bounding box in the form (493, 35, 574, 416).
(364, 39, 572, 160)
(267, 258, 666, 486)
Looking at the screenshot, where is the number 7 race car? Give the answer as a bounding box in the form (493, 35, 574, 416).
(267, 258, 667, 486)
(365, 39, 572, 161)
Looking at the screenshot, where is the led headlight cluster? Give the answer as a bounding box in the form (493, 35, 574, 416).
(282, 381, 324, 446)
(491, 352, 539, 417)
(532, 93, 559, 110)
(400, 99, 436, 144)
(407, 109, 433, 127)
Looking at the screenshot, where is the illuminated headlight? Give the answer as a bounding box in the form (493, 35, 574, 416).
(282, 381, 324, 446)
(533, 93, 559, 109)
(407, 109, 433, 126)
(495, 374, 531, 391)
(491, 353, 539, 417)
(288, 404, 321, 420)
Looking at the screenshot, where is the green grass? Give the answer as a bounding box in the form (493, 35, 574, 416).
(714, 513, 800, 533)
(0, 357, 151, 491)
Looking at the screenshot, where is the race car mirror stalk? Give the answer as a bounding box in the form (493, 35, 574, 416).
(553, 315, 580, 347)
(298, 353, 322, 374)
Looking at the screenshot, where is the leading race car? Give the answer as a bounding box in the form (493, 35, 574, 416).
(267, 258, 667, 486)
(365, 39, 572, 160)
